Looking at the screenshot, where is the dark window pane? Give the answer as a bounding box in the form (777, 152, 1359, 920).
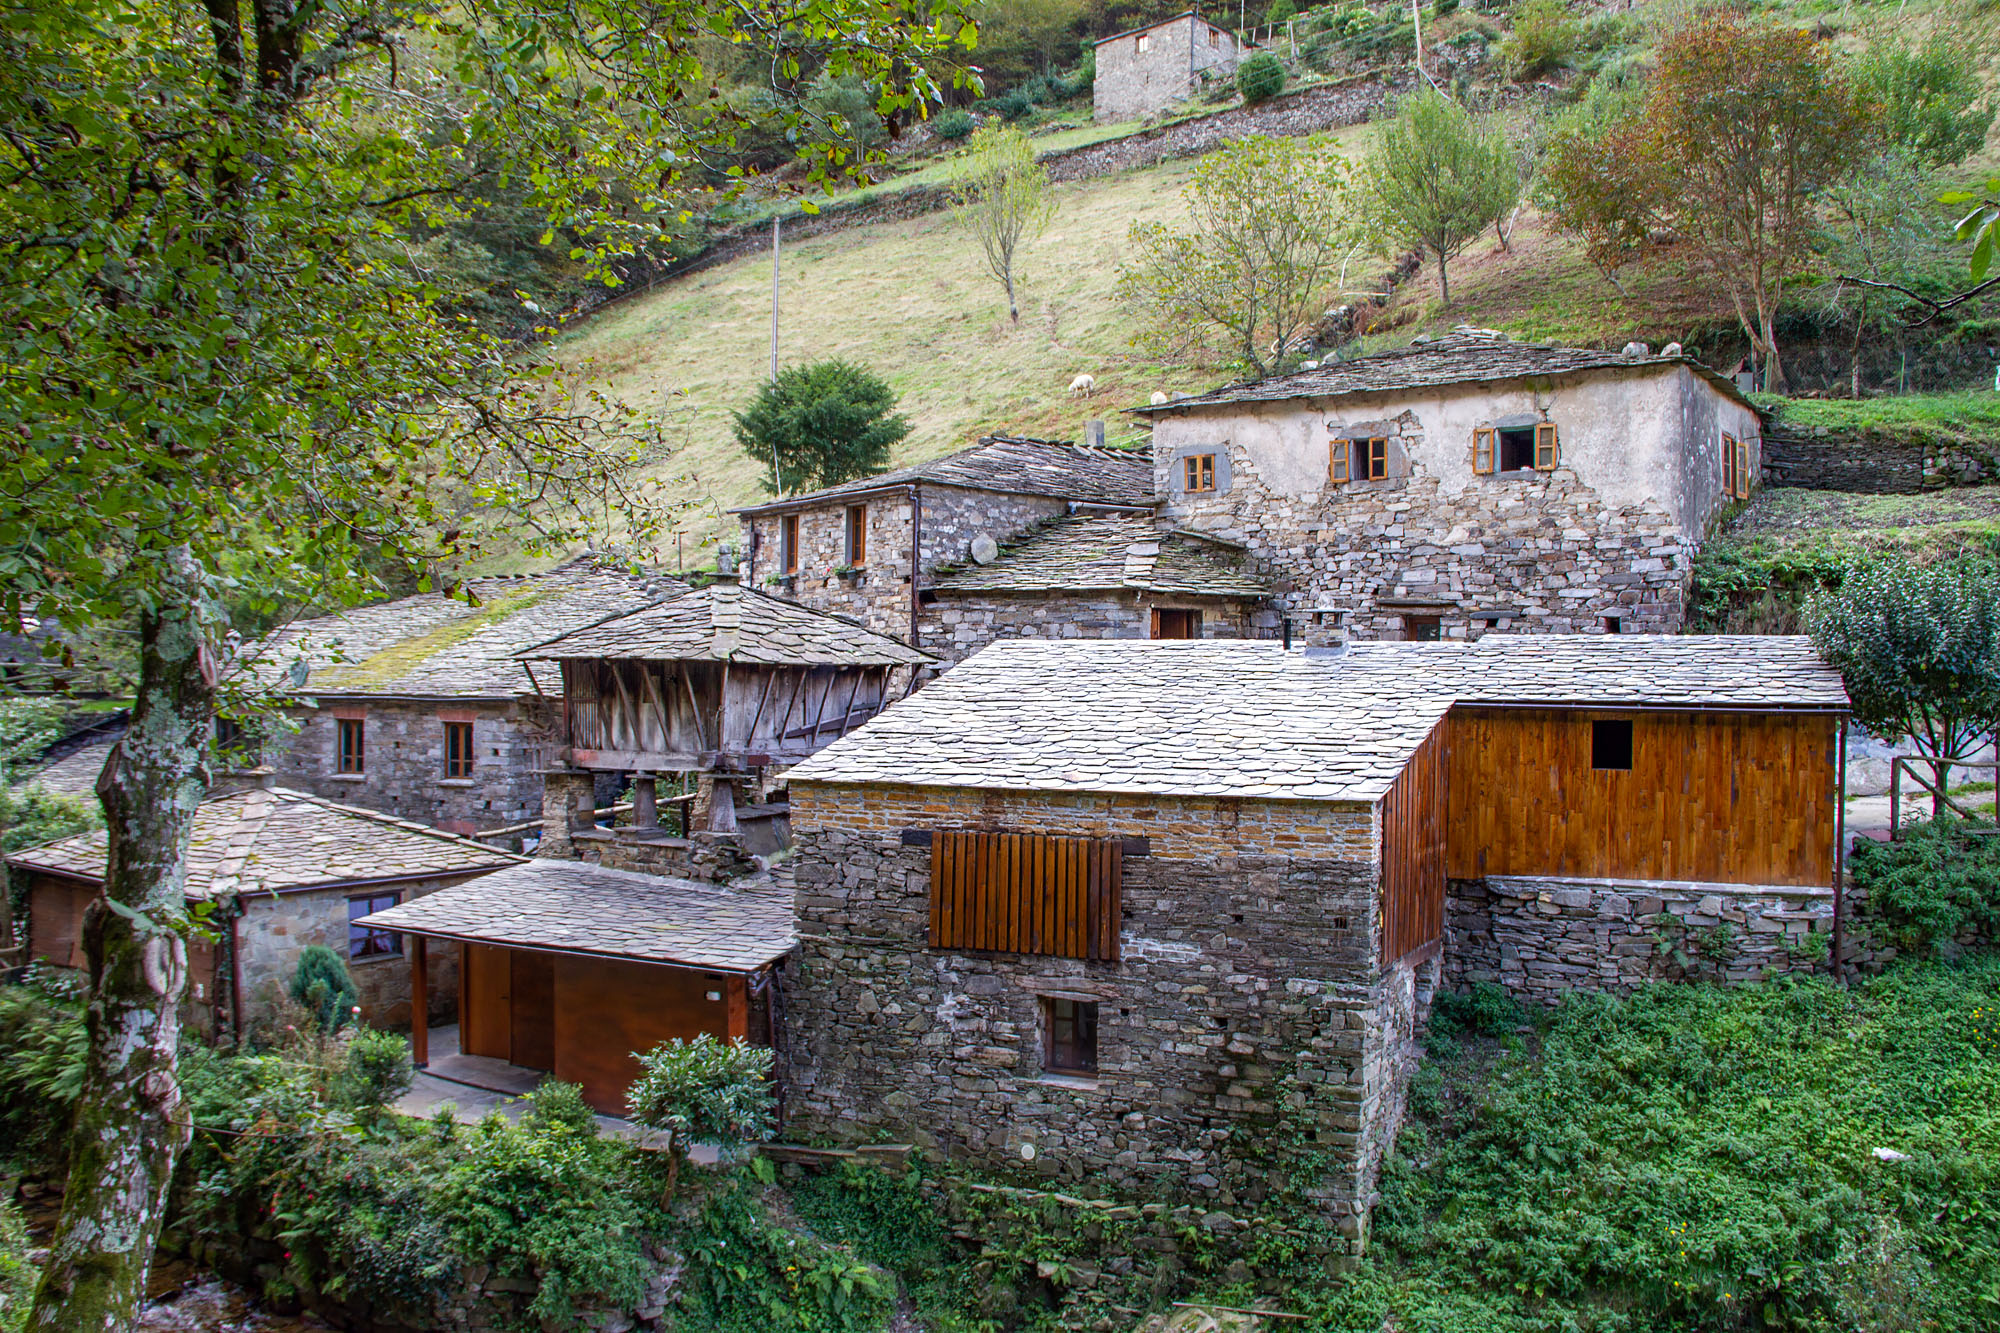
(1046, 997, 1098, 1074)
(1592, 719, 1634, 771)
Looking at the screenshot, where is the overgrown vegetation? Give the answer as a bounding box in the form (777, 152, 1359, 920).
(1851, 818, 2000, 955)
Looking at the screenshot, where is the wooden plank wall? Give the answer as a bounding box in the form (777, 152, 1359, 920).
(27, 876, 95, 969)
(1445, 708, 1838, 886)
(564, 659, 892, 763)
(552, 955, 741, 1115)
(1381, 722, 1447, 963)
(930, 831, 1122, 962)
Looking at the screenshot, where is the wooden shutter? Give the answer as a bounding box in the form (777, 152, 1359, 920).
(1735, 438, 1752, 498)
(1534, 422, 1559, 471)
(930, 831, 1122, 962)
(1364, 438, 1389, 480)
(1328, 440, 1350, 484)
(1472, 428, 1496, 475)
(1722, 432, 1737, 497)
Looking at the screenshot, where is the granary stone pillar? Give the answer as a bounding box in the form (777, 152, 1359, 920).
(631, 774, 659, 830)
(537, 768, 597, 859)
(705, 777, 739, 834)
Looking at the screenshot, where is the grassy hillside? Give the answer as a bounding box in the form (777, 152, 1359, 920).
(554, 122, 1380, 556)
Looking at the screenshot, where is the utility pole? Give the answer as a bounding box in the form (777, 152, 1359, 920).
(770, 214, 784, 497)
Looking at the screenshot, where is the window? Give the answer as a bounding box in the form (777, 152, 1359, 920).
(1736, 437, 1752, 498)
(1330, 437, 1388, 485)
(1591, 719, 1634, 771)
(1403, 615, 1441, 642)
(1136, 31, 1150, 52)
(336, 718, 365, 774)
(1045, 998, 1099, 1076)
(1601, 615, 1623, 635)
(444, 720, 475, 778)
(844, 504, 867, 567)
(1208, 26, 1219, 45)
(1484, 422, 1559, 474)
(1182, 453, 1216, 493)
(1535, 422, 1560, 470)
(348, 892, 403, 960)
(781, 514, 800, 574)
(1152, 608, 1202, 639)
(930, 830, 1122, 961)
(1473, 427, 1496, 474)
(1722, 432, 1752, 499)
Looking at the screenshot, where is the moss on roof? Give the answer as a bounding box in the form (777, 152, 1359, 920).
(314, 591, 550, 689)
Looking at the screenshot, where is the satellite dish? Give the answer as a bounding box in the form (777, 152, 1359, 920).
(970, 535, 999, 565)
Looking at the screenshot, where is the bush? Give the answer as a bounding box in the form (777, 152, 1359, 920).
(1237, 52, 1286, 105)
(523, 1079, 599, 1136)
(676, 1182, 893, 1333)
(0, 1202, 34, 1333)
(0, 969, 85, 1168)
(289, 945, 359, 1034)
(1265, 0, 1296, 23)
(1852, 817, 2000, 953)
(1433, 0, 1459, 15)
(1429, 980, 1527, 1039)
(1498, 0, 1579, 80)
(339, 1027, 415, 1111)
(931, 108, 974, 140)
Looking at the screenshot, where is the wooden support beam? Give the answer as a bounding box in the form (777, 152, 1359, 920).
(411, 936, 430, 1068)
(681, 665, 709, 751)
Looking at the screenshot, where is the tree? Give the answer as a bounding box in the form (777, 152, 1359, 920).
(1856, 36, 1994, 171)
(1121, 135, 1362, 377)
(628, 1034, 777, 1199)
(288, 947, 360, 1035)
(0, 0, 969, 1325)
(734, 360, 912, 494)
(1236, 53, 1286, 106)
(1362, 91, 1519, 305)
(950, 123, 1057, 323)
(1805, 560, 2000, 817)
(1818, 149, 1961, 395)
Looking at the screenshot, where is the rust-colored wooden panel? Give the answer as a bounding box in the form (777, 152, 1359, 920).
(552, 956, 732, 1116)
(28, 877, 95, 970)
(510, 950, 555, 1072)
(1382, 722, 1447, 962)
(1445, 708, 1836, 886)
(462, 943, 512, 1061)
(927, 832, 1122, 960)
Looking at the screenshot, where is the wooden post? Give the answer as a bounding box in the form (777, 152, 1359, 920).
(633, 774, 658, 829)
(411, 935, 429, 1068)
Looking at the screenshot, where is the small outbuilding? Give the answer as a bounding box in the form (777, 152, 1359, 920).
(354, 860, 796, 1114)
(777, 635, 1847, 1251)
(1092, 11, 1245, 123)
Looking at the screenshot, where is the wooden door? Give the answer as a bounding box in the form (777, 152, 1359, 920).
(462, 943, 512, 1060)
(509, 950, 556, 1071)
(553, 957, 735, 1115)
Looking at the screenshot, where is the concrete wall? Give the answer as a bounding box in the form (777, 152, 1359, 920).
(1094, 16, 1239, 123)
(1151, 366, 1761, 638)
(917, 591, 1269, 666)
(784, 781, 1432, 1251)
(273, 698, 558, 835)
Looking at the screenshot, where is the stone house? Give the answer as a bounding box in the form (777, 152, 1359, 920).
(920, 512, 1274, 661)
(1093, 11, 1244, 123)
(8, 780, 520, 1037)
(251, 558, 681, 836)
(733, 434, 1154, 652)
(778, 634, 1846, 1251)
(1138, 329, 1765, 640)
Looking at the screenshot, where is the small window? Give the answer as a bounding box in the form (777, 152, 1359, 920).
(1601, 615, 1623, 635)
(444, 720, 474, 778)
(1737, 438, 1752, 498)
(781, 514, 800, 574)
(1497, 426, 1537, 472)
(1183, 454, 1216, 494)
(1136, 32, 1151, 53)
(1328, 439, 1350, 485)
(844, 504, 867, 567)
(1045, 997, 1099, 1075)
(1152, 608, 1202, 639)
(348, 892, 403, 960)
(1404, 615, 1441, 642)
(336, 718, 365, 774)
(1331, 438, 1389, 484)
(1592, 719, 1634, 771)
(1208, 27, 1219, 45)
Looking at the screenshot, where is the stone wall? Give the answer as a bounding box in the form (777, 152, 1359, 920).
(1444, 875, 1836, 1002)
(784, 781, 1430, 1251)
(1762, 426, 1998, 493)
(917, 591, 1270, 666)
(1092, 16, 1240, 122)
(273, 698, 559, 835)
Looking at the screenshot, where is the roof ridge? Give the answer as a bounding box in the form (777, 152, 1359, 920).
(266, 786, 526, 859)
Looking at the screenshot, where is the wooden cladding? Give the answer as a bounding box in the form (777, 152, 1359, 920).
(1445, 707, 1838, 887)
(930, 831, 1122, 961)
(1381, 722, 1447, 963)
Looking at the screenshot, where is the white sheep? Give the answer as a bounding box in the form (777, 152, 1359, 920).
(1149, 391, 1170, 406)
(1068, 373, 1096, 397)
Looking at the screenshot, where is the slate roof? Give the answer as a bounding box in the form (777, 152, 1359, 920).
(5, 785, 520, 899)
(248, 559, 685, 700)
(1131, 328, 1756, 416)
(16, 736, 117, 798)
(785, 636, 1847, 803)
(354, 860, 797, 972)
(519, 584, 934, 667)
(929, 514, 1270, 598)
(732, 436, 1153, 515)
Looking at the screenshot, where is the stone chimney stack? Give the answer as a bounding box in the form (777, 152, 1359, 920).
(1084, 420, 1106, 449)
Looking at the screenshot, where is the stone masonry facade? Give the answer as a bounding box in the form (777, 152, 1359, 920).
(1094, 14, 1241, 123)
(917, 592, 1267, 666)
(784, 782, 1434, 1252)
(274, 698, 560, 835)
(741, 486, 1078, 643)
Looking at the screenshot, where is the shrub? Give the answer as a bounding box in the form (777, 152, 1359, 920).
(338, 1027, 415, 1111)
(628, 1035, 776, 1196)
(1265, 0, 1296, 23)
(0, 969, 86, 1168)
(1851, 817, 2000, 953)
(289, 945, 359, 1034)
(523, 1079, 599, 1136)
(1429, 980, 1527, 1039)
(0, 1202, 34, 1333)
(677, 1183, 893, 1333)
(931, 108, 975, 140)
(1237, 52, 1286, 105)
(1498, 0, 1579, 80)
(1433, 0, 1459, 15)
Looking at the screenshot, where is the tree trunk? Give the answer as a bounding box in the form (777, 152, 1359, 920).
(1004, 263, 1018, 323)
(28, 551, 215, 1333)
(1436, 250, 1450, 305)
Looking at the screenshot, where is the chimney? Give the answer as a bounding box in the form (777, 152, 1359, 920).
(1084, 420, 1106, 450)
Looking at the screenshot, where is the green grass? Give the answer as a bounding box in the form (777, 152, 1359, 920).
(1755, 390, 2000, 445)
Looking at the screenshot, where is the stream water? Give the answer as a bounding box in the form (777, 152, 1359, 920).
(138, 1271, 331, 1333)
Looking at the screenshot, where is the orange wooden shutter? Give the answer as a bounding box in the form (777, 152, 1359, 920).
(1329, 441, 1350, 484)
(1736, 439, 1752, 497)
(1534, 422, 1559, 471)
(1472, 428, 1496, 475)
(929, 832, 1121, 961)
